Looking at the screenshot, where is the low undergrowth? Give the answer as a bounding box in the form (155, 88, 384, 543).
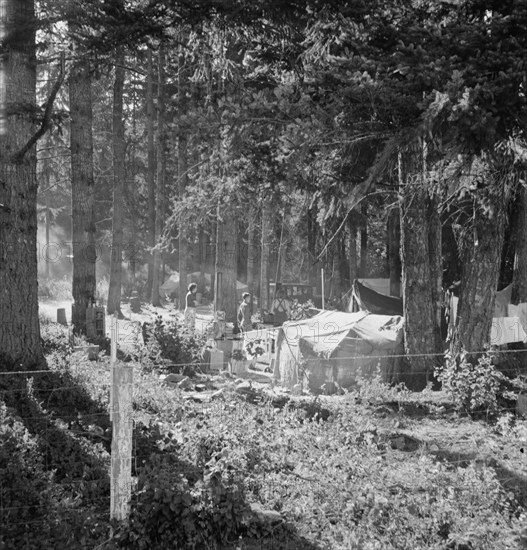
(1, 323, 526, 549)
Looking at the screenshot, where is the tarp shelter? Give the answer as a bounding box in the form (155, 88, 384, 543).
(160, 272, 179, 296)
(349, 279, 403, 316)
(447, 285, 527, 345)
(273, 310, 404, 393)
(359, 278, 392, 295)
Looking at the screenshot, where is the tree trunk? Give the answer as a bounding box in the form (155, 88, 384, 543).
(260, 203, 271, 310)
(177, 44, 188, 308)
(428, 196, 443, 355)
(246, 208, 257, 313)
(399, 146, 442, 390)
(0, 0, 43, 367)
(151, 45, 165, 307)
(145, 49, 156, 301)
(387, 208, 401, 297)
(215, 206, 238, 321)
(511, 185, 527, 305)
(210, 221, 217, 301)
(70, 62, 97, 333)
(359, 203, 368, 277)
(348, 216, 358, 290)
(45, 199, 50, 278)
(451, 165, 507, 356)
(199, 227, 207, 289)
(306, 208, 318, 289)
(330, 245, 342, 300)
(107, 49, 125, 316)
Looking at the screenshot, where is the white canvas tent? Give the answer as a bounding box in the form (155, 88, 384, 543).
(448, 285, 527, 345)
(160, 272, 179, 296)
(273, 310, 404, 393)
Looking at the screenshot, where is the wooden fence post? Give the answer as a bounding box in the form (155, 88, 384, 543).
(110, 362, 134, 522)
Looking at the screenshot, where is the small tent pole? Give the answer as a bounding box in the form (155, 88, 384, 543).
(321, 268, 325, 310)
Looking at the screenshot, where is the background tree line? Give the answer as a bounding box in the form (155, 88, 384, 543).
(1, 0, 526, 390)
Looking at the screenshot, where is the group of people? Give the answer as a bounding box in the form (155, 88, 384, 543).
(183, 284, 293, 333)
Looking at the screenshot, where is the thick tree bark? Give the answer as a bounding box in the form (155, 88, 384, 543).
(145, 49, 156, 301)
(330, 244, 342, 300)
(399, 145, 442, 390)
(511, 185, 527, 305)
(70, 62, 97, 333)
(199, 227, 207, 289)
(210, 221, 217, 300)
(45, 199, 51, 278)
(451, 167, 507, 355)
(307, 208, 318, 290)
(428, 197, 443, 355)
(151, 45, 165, 307)
(178, 45, 188, 307)
(246, 208, 257, 313)
(215, 206, 238, 321)
(359, 203, 368, 277)
(0, 0, 43, 367)
(107, 49, 125, 316)
(387, 208, 401, 297)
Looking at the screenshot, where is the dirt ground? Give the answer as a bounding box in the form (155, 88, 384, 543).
(39, 299, 215, 341)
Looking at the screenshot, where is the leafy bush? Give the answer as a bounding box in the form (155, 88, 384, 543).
(40, 319, 72, 355)
(113, 452, 250, 549)
(435, 351, 506, 415)
(141, 315, 207, 372)
(0, 402, 57, 548)
(354, 364, 411, 404)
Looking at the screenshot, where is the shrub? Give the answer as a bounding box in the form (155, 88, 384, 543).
(0, 402, 57, 548)
(354, 364, 411, 404)
(113, 452, 249, 549)
(435, 351, 506, 415)
(142, 315, 207, 372)
(40, 319, 72, 356)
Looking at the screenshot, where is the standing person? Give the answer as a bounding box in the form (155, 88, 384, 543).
(237, 292, 252, 333)
(184, 283, 198, 329)
(270, 288, 291, 326)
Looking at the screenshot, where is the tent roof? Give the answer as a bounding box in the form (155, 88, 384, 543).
(282, 309, 404, 358)
(351, 279, 403, 316)
(359, 278, 392, 295)
(160, 272, 179, 292)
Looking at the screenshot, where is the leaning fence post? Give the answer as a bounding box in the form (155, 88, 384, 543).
(110, 361, 134, 522)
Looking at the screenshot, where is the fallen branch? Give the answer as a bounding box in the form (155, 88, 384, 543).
(12, 52, 66, 164)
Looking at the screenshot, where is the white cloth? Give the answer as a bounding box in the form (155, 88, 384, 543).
(507, 303, 527, 335)
(494, 285, 512, 317)
(489, 316, 527, 346)
(184, 307, 196, 329)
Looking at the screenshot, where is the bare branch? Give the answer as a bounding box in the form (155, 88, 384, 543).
(317, 134, 399, 260)
(12, 52, 66, 164)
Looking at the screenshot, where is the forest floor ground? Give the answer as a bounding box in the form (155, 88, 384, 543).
(47, 351, 527, 548)
(38, 298, 215, 339)
(30, 299, 527, 549)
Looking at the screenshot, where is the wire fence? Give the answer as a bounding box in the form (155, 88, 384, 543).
(0, 346, 526, 548)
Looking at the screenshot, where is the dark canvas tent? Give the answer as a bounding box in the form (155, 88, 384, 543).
(349, 279, 403, 316)
(273, 310, 404, 393)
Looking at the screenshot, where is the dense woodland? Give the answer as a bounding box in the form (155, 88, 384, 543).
(1, 2, 527, 549)
(1, 0, 527, 390)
